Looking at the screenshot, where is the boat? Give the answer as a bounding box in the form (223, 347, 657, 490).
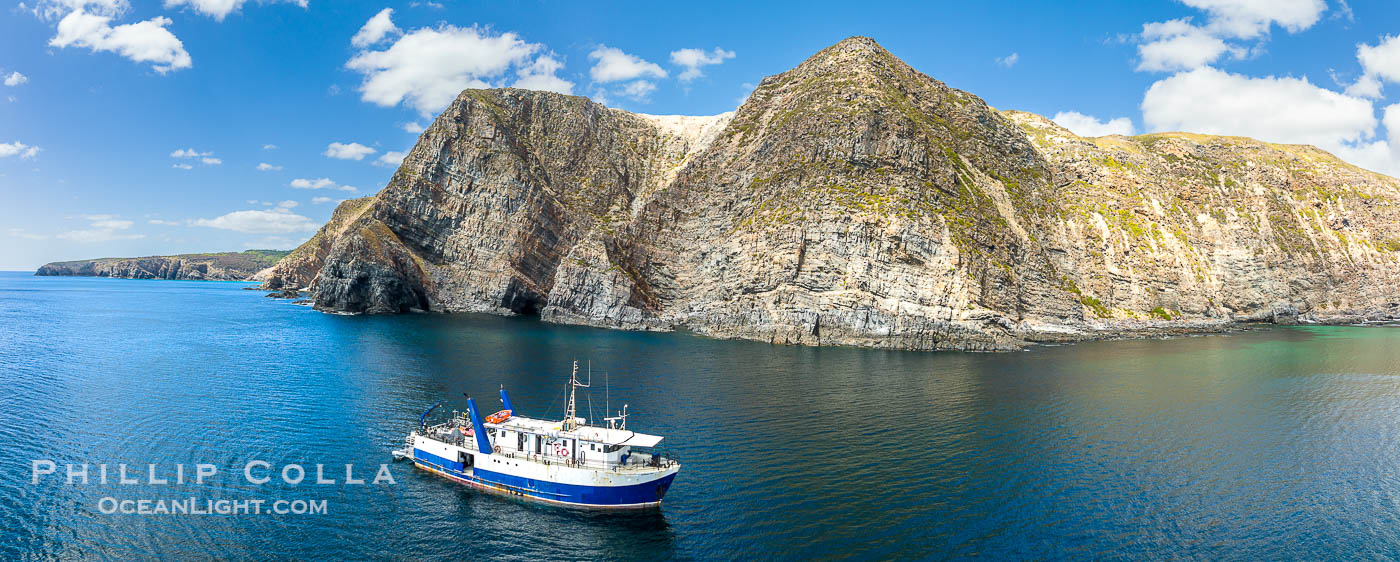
(400, 361, 679, 509)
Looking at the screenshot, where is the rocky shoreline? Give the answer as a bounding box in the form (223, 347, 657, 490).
(36, 250, 289, 282)
(257, 36, 1400, 351)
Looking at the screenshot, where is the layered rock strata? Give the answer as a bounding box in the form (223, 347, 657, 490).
(262, 37, 1400, 350)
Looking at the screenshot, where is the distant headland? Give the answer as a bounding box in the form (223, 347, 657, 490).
(35, 250, 289, 281)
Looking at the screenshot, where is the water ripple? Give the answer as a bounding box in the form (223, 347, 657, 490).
(4, 274, 1400, 559)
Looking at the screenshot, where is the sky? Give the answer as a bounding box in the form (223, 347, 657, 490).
(3, 0, 1400, 270)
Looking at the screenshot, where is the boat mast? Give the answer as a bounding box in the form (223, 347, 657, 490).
(563, 360, 589, 431)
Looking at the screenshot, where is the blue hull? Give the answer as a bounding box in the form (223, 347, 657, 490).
(413, 448, 675, 508)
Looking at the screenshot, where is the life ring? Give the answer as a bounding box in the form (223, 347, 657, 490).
(493, 445, 501, 454)
(557, 447, 569, 457)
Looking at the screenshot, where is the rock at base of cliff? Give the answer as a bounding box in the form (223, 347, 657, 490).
(310, 220, 433, 314)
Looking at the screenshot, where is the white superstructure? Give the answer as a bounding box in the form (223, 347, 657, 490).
(400, 362, 679, 508)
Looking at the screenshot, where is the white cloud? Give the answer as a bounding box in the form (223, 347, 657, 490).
(1180, 0, 1326, 38)
(324, 141, 376, 160)
(89, 218, 132, 229)
(994, 52, 1019, 68)
(290, 177, 334, 189)
(49, 9, 191, 73)
(171, 163, 192, 170)
(163, 0, 306, 21)
(351, 8, 400, 48)
(669, 47, 734, 82)
(290, 177, 357, 192)
(1358, 35, 1400, 83)
(275, 199, 297, 209)
(1142, 67, 1376, 145)
(347, 23, 570, 116)
(375, 150, 406, 167)
(0, 141, 40, 159)
(617, 80, 656, 102)
(171, 148, 219, 165)
(589, 46, 665, 83)
(4, 72, 28, 86)
(256, 162, 282, 171)
(147, 218, 181, 225)
(1141, 66, 1399, 176)
(1387, 103, 1400, 150)
(1331, 102, 1400, 175)
(1346, 74, 1383, 99)
(28, 0, 129, 21)
(1137, 20, 1240, 72)
(1134, 1, 1326, 74)
(262, 143, 278, 150)
(401, 122, 424, 133)
(311, 196, 335, 204)
(57, 213, 144, 242)
(1349, 35, 1400, 99)
(170, 148, 209, 158)
(512, 54, 573, 94)
(1051, 111, 1136, 137)
(191, 207, 319, 233)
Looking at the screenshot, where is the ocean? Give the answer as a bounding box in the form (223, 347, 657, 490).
(3, 271, 1400, 559)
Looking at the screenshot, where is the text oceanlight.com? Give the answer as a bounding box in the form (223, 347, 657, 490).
(31, 460, 395, 516)
(97, 497, 328, 515)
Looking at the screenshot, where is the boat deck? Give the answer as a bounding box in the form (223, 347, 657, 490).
(420, 423, 675, 474)
(489, 414, 665, 448)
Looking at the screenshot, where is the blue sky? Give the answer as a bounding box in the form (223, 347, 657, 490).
(3, 0, 1400, 269)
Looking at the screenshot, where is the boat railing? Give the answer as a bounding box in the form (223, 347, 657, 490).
(423, 427, 477, 451)
(421, 424, 677, 471)
(480, 449, 677, 472)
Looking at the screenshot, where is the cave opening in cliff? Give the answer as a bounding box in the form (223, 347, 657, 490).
(501, 279, 546, 317)
(514, 297, 542, 317)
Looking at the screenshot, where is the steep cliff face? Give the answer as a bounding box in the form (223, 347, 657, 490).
(1004, 111, 1400, 325)
(610, 37, 1075, 350)
(263, 36, 1400, 350)
(260, 197, 374, 290)
(276, 89, 724, 314)
(37, 250, 289, 281)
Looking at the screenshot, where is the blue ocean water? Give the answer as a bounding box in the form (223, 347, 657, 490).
(3, 271, 1400, 559)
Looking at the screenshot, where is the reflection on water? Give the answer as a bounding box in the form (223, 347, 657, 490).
(3, 273, 1400, 559)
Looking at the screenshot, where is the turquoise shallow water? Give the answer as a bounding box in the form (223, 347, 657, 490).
(3, 271, 1400, 559)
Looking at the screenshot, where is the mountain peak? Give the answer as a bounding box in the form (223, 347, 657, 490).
(259, 36, 1400, 352)
(727, 34, 975, 144)
(824, 35, 883, 52)
(822, 36, 885, 55)
(797, 36, 903, 74)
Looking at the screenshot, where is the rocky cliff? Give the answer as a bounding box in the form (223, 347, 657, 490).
(262, 37, 1400, 350)
(37, 250, 290, 281)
